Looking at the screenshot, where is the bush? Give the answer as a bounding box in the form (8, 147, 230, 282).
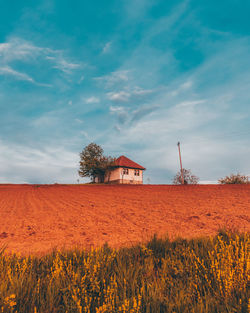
(172, 168, 199, 185)
(218, 173, 250, 184)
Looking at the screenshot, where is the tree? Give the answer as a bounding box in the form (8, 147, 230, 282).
(172, 168, 199, 185)
(218, 173, 249, 184)
(78, 143, 115, 183)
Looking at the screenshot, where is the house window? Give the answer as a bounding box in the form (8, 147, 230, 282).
(122, 168, 129, 175)
(134, 169, 140, 176)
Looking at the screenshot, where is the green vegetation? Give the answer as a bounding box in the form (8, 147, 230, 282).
(79, 143, 115, 183)
(0, 231, 249, 313)
(218, 173, 250, 184)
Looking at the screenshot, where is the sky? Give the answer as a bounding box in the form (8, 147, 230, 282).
(0, 0, 250, 184)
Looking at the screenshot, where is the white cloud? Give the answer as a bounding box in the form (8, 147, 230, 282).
(107, 91, 130, 102)
(170, 80, 193, 97)
(109, 106, 126, 113)
(107, 87, 153, 102)
(75, 118, 84, 124)
(0, 66, 34, 82)
(114, 125, 121, 132)
(79, 130, 89, 139)
(109, 102, 159, 126)
(31, 115, 59, 128)
(53, 58, 81, 74)
(131, 104, 160, 123)
(199, 180, 218, 184)
(78, 75, 85, 83)
(133, 87, 153, 96)
(102, 41, 112, 54)
(94, 70, 130, 88)
(0, 38, 44, 62)
(0, 139, 80, 183)
(0, 43, 10, 53)
(85, 96, 100, 104)
(180, 80, 193, 90)
(0, 37, 82, 84)
(124, 0, 155, 20)
(175, 100, 206, 108)
(109, 106, 128, 124)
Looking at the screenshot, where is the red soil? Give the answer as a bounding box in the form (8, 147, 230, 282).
(0, 184, 249, 255)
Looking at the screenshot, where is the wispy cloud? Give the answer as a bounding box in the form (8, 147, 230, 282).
(132, 87, 154, 96)
(75, 118, 84, 124)
(170, 80, 193, 96)
(0, 37, 82, 85)
(80, 130, 89, 139)
(175, 99, 206, 108)
(0, 38, 45, 62)
(130, 104, 161, 123)
(123, 0, 155, 20)
(85, 96, 100, 104)
(78, 75, 85, 83)
(0, 66, 34, 83)
(107, 91, 130, 102)
(0, 65, 52, 87)
(107, 87, 154, 102)
(94, 70, 130, 88)
(110, 106, 128, 124)
(110, 102, 160, 127)
(102, 41, 112, 54)
(52, 58, 81, 74)
(0, 139, 79, 183)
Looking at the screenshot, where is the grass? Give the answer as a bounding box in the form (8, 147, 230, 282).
(0, 230, 249, 313)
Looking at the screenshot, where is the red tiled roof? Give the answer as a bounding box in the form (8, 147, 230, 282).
(115, 155, 146, 170)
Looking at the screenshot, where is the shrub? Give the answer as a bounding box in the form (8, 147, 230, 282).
(172, 168, 199, 185)
(218, 173, 250, 184)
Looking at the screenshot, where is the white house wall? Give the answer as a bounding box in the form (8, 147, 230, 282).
(104, 168, 121, 182)
(104, 168, 143, 184)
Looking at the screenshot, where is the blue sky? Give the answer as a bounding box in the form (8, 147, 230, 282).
(0, 0, 250, 184)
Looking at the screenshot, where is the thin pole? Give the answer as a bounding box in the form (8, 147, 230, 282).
(177, 142, 184, 185)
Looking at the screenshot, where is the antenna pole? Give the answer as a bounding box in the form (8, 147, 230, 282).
(177, 142, 184, 185)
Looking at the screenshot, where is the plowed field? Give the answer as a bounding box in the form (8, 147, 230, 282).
(0, 184, 249, 255)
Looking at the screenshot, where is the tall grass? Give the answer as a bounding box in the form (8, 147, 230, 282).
(0, 230, 249, 313)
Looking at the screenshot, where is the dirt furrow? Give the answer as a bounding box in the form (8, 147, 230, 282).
(0, 184, 249, 255)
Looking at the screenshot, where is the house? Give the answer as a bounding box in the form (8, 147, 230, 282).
(104, 155, 146, 184)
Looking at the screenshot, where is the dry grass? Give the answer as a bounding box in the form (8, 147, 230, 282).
(0, 230, 249, 313)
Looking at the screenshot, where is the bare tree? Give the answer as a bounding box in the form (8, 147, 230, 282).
(172, 168, 199, 185)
